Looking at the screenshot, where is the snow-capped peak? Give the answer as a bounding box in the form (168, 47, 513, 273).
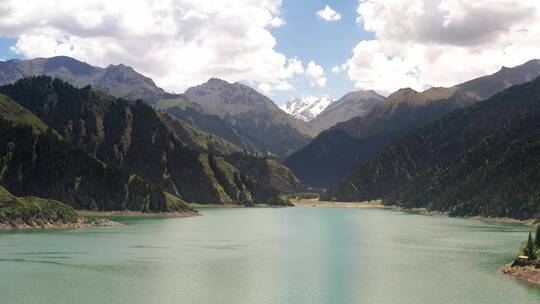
(280, 95, 332, 121)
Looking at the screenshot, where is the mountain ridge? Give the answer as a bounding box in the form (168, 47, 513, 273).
(183, 78, 314, 159)
(285, 59, 540, 187)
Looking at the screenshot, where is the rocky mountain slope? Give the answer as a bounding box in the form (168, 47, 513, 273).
(184, 78, 314, 160)
(286, 59, 540, 187)
(0, 56, 166, 102)
(324, 76, 540, 220)
(279, 95, 332, 122)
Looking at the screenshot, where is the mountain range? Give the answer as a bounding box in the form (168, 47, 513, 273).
(3, 55, 540, 221)
(0, 77, 302, 215)
(0, 57, 315, 160)
(324, 75, 540, 219)
(286, 59, 540, 187)
(0, 56, 166, 102)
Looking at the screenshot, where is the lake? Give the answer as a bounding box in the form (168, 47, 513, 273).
(1, 207, 539, 303)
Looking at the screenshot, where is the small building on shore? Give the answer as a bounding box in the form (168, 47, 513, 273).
(512, 255, 536, 267)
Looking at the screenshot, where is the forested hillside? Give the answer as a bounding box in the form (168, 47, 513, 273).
(324, 77, 540, 219)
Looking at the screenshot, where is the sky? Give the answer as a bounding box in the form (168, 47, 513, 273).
(0, 0, 540, 105)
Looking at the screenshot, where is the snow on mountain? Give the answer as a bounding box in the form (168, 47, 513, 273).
(280, 95, 332, 121)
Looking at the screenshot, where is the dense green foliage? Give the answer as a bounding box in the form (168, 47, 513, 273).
(0, 117, 169, 211)
(536, 225, 540, 248)
(526, 233, 537, 260)
(325, 76, 540, 219)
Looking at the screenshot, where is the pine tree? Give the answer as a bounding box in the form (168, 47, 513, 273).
(534, 225, 540, 250)
(526, 232, 536, 260)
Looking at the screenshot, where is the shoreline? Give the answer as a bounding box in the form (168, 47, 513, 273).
(1, 210, 199, 231)
(190, 203, 289, 209)
(293, 199, 539, 225)
(501, 265, 540, 286)
(292, 198, 391, 209)
(78, 210, 199, 217)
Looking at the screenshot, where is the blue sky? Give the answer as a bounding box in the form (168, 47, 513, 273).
(270, 0, 373, 103)
(0, 37, 20, 60)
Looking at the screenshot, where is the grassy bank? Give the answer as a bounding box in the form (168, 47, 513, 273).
(0, 185, 80, 229)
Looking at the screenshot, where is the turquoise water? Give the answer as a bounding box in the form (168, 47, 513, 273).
(1, 207, 539, 304)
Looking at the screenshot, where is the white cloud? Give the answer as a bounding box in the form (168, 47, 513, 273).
(347, 0, 540, 92)
(331, 64, 346, 74)
(258, 82, 273, 95)
(317, 5, 341, 22)
(0, 0, 302, 94)
(275, 82, 293, 91)
(306, 61, 327, 87)
(269, 17, 285, 27)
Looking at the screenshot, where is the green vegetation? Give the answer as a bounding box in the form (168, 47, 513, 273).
(536, 225, 540, 248)
(325, 76, 540, 220)
(0, 185, 79, 226)
(0, 77, 294, 208)
(164, 192, 193, 213)
(291, 192, 320, 200)
(526, 232, 537, 260)
(516, 229, 540, 266)
(0, 93, 48, 132)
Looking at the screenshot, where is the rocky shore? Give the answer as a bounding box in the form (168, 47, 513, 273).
(0, 217, 124, 230)
(79, 210, 199, 217)
(501, 265, 540, 286)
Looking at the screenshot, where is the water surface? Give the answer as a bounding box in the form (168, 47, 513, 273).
(1, 207, 539, 303)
